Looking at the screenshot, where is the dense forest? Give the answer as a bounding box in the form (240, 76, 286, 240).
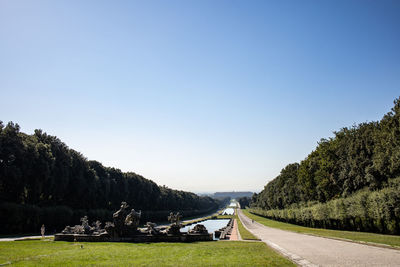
(251, 97, 400, 234)
(0, 123, 219, 234)
(237, 196, 251, 208)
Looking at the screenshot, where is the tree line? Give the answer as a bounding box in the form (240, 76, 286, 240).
(237, 196, 251, 208)
(251, 97, 400, 234)
(0, 123, 219, 234)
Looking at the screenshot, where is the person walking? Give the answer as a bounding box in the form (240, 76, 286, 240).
(41, 224, 45, 239)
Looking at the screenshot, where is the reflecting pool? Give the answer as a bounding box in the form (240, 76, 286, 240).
(181, 219, 230, 240)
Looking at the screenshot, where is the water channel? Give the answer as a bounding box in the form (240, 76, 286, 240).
(181, 219, 230, 240)
(180, 200, 237, 240)
(221, 208, 234, 215)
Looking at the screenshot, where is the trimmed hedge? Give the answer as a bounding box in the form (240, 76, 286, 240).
(249, 184, 400, 234)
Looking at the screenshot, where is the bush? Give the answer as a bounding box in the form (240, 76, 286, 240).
(249, 186, 400, 235)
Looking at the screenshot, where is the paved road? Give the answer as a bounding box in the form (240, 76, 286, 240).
(238, 209, 400, 267)
(0, 235, 53, 242)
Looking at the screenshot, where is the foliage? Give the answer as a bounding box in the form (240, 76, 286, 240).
(0, 240, 295, 266)
(237, 196, 251, 208)
(212, 196, 231, 208)
(0, 122, 219, 234)
(249, 181, 400, 234)
(252, 97, 400, 233)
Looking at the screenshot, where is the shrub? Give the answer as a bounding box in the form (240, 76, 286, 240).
(249, 186, 400, 234)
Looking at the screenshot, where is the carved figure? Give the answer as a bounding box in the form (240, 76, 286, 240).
(61, 216, 93, 234)
(104, 202, 143, 237)
(81, 216, 92, 234)
(145, 222, 159, 235)
(166, 212, 182, 235)
(104, 221, 115, 235)
(113, 202, 130, 234)
(41, 224, 45, 238)
(125, 209, 141, 228)
(168, 212, 182, 225)
(92, 220, 102, 231)
(189, 224, 208, 234)
(91, 220, 104, 235)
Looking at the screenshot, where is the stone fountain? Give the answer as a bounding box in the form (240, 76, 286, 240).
(54, 202, 212, 242)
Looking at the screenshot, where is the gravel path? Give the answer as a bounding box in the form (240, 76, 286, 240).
(238, 209, 400, 267)
(0, 235, 53, 242)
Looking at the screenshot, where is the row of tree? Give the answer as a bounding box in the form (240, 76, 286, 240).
(250, 178, 400, 234)
(0, 122, 219, 234)
(237, 196, 251, 208)
(252, 97, 400, 234)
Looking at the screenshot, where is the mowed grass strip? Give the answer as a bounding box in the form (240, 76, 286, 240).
(0, 240, 295, 267)
(243, 209, 400, 248)
(216, 215, 233, 219)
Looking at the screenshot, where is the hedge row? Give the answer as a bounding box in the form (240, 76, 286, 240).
(249, 185, 400, 234)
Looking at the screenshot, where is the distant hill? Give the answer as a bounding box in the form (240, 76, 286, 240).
(212, 191, 253, 199)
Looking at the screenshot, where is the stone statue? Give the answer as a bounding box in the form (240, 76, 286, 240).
(189, 224, 208, 234)
(91, 220, 104, 235)
(125, 209, 141, 228)
(61, 216, 93, 235)
(145, 222, 159, 235)
(105, 202, 142, 237)
(168, 212, 182, 225)
(166, 212, 182, 235)
(41, 224, 45, 238)
(104, 222, 115, 236)
(81, 216, 92, 234)
(112, 202, 130, 235)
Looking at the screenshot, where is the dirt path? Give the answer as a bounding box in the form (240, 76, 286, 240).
(238, 209, 400, 267)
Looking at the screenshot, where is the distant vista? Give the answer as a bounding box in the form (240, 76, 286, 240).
(212, 191, 253, 199)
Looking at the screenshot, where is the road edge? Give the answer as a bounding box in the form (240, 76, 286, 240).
(238, 209, 319, 267)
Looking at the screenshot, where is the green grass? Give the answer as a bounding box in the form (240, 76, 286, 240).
(243, 209, 400, 248)
(216, 215, 233, 219)
(0, 240, 295, 266)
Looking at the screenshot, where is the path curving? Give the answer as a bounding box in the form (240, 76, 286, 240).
(238, 209, 400, 267)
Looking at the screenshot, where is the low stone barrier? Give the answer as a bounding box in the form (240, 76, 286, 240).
(54, 233, 213, 242)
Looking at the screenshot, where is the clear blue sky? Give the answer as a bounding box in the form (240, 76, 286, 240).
(1, 0, 399, 193)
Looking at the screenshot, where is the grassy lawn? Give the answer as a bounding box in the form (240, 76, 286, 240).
(0, 240, 295, 266)
(243, 209, 400, 248)
(216, 215, 233, 219)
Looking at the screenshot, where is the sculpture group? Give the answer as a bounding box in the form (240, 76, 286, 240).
(105, 202, 142, 238)
(55, 202, 213, 242)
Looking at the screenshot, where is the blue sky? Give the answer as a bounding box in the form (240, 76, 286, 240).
(1, 0, 399, 192)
